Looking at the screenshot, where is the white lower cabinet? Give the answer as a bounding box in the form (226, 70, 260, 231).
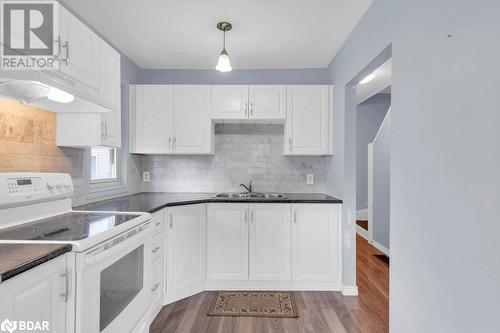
(249, 204, 291, 281)
(292, 204, 341, 282)
(206, 203, 249, 280)
(0, 254, 74, 333)
(165, 204, 206, 302)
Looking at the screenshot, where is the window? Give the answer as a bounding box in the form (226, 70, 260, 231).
(91, 147, 118, 182)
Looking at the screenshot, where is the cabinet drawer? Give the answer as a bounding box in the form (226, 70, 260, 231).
(151, 212, 164, 236)
(151, 233, 163, 263)
(150, 263, 162, 298)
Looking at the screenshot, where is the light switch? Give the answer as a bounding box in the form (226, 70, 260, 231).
(143, 171, 150, 182)
(306, 174, 314, 185)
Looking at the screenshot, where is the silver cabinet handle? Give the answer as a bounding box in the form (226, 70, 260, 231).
(60, 268, 70, 302)
(173, 137, 176, 151)
(250, 102, 254, 116)
(152, 246, 161, 253)
(293, 211, 297, 223)
(62, 41, 69, 65)
(55, 36, 62, 61)
(101, 121, 106, 138)
(151, 283, 160, 292)
(250, 211, 254, 223)
(105, 121, 108, 139)
(169, 214, 173, 229)
(168, 137, 172, 150)
(244, 102, 248, 117)
(288, 138, 293, 151)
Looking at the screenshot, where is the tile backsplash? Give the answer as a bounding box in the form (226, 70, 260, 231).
(141, 124, 327, 193)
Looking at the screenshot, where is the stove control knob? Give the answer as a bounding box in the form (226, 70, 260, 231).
(47, 181, 55, 190)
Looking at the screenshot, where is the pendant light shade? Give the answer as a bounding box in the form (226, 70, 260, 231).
(216, 49, 232, 72)
(216, 22, 232, 72)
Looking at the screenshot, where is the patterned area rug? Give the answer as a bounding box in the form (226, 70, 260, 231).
(208, 291, 299, 318)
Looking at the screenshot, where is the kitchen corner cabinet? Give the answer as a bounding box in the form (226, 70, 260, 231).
(211, 85, 286, 121)
(0, 254, 74, 333)
(165, 204, 206, 301)
(292, 204, 341, 282)
(130, 85, 213, 155)
(285, 85, 330, 155)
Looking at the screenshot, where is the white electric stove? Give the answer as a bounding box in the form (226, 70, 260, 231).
(0, 173, 154, 333)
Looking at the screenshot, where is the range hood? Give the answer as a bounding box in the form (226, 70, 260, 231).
(0, 71, 112, 113)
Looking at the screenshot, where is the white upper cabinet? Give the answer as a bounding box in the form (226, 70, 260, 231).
(130, 85, 173, 154)
(173, 85, 213, 154)
(292, 204, 341, 282)
(99, 41, 121, 112)
(58, 6, 99, 91)
(285, 85, 330, 155)
(248, 85, 286, 120)
(207, 203, 249, 280)
(249, 204, 292, 281)
(211, 85, 249, 120)
(130, 85, 213, 155)
(212, 85, 286, 121)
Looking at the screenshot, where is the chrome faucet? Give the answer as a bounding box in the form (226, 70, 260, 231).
(240, 181, 253, 194)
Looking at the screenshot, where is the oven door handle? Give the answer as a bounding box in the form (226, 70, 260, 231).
(84, 222, 152, 265)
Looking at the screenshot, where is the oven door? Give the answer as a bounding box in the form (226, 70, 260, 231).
(77, 221, 153, 333)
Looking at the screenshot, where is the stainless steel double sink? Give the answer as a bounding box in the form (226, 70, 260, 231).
(213, 193, 286, 199)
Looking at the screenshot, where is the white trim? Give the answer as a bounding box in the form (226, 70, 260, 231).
(341, 285, 359, 296)
(356, 225, 369, 240)
(356, 209, 368, 220)
(367, 143, 374, 243)
(204, 280, 341, 292)
(372, 240, 390, 257)
(373, 107, 391, 143)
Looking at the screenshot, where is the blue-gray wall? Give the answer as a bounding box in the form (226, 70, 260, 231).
(356, 93, 391, 211)
(372, 109, 390, 250)
(137, 68, 328, 85)
(325, 0, 500, 331)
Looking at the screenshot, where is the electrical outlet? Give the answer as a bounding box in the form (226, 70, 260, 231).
(306, 174, 314, 185)
(143, 171, 150, 182)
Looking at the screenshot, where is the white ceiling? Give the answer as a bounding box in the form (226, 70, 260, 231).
(62, 0, 373, 69)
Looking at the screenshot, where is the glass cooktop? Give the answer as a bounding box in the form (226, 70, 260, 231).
(0, 212, 139, 241)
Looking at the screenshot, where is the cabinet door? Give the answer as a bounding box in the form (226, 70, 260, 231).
(0, 255, 69, 333)
(285, 85, 329, 155)
(173, 85, 213, 154)
(131, 85, 173, 154)
(166, 204, 206, 293)
(211, 85, 249, 120)
(249, 85, 286, 120)
(207, 203, 249, 280)
(249, 204, 291, 280)
(292, 204, 340, 282)
(58, 6, 99, 90)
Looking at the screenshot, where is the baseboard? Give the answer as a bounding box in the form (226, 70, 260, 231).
(341, 285, 359, 296)
(372, 240, 390, 257)
(356, 209, 368, 220)
(356, 225, 369, 240)
(205, 280, 342, 292)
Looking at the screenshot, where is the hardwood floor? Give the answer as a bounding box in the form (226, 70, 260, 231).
(150, 235, 388, 333)
(356, 220, 368, 230)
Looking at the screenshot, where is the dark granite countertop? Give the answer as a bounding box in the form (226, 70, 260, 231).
(76, 192, 343, 214)
(0, 243, 72, 283)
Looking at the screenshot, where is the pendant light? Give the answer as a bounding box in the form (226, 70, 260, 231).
(216, 22, 232, 72)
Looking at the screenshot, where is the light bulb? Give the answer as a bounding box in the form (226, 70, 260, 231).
(359, 73, 375, 84)
(47, 87, 74, 103)
(216, 49, 232, 72)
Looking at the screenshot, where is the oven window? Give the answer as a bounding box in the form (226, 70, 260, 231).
(100, 245, 144, 331)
